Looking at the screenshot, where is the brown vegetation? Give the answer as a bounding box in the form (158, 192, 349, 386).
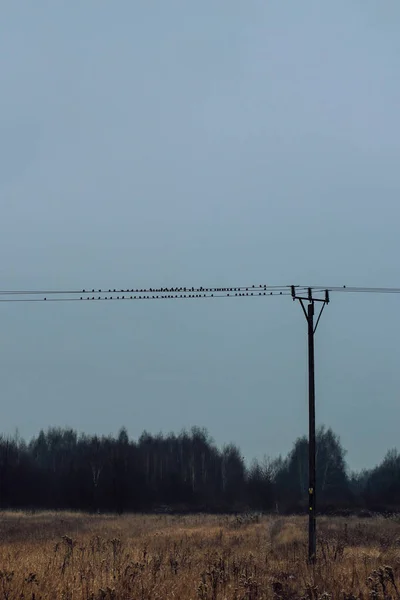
(0, 512, 399, 599)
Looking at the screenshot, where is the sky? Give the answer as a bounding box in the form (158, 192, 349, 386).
(0, 1, 399, 472)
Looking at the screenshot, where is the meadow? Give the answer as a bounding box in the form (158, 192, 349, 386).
(0, 511, 399, 599)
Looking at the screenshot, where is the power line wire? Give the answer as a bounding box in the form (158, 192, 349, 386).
(0, 285, 399, 303)
(0, 291, 291, 303)
(0, 284, 293, 296)
(311, 286, 400, 294)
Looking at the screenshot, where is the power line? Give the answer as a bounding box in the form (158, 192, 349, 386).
(0, 284, 294, 303)
(1, 284, 399, 303)
(309, 286, 400, 294)
(1, 284, 400, 300)
(0, 290, 292, 303)
(0, 284, 292, 296)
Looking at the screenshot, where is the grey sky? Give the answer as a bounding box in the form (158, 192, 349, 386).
(1, 1, 399, 471)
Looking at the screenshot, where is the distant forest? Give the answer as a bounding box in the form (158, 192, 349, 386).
(0, 426, 399, 514)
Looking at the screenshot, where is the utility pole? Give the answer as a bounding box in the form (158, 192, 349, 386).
(291, 286, 329, 563)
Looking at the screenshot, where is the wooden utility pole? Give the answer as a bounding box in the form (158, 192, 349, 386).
(307, 300, 316, 563)
(291, 286, 329, 563)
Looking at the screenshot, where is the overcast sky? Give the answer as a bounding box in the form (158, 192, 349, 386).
(1, 1, 399, 471)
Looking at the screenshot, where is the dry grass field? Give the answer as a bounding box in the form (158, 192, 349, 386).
(0, 512, 399, 599)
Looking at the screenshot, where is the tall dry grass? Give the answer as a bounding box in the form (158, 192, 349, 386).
(0, 511, 399, 599)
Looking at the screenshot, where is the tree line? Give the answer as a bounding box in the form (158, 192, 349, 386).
(0, 425, 399, 514)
